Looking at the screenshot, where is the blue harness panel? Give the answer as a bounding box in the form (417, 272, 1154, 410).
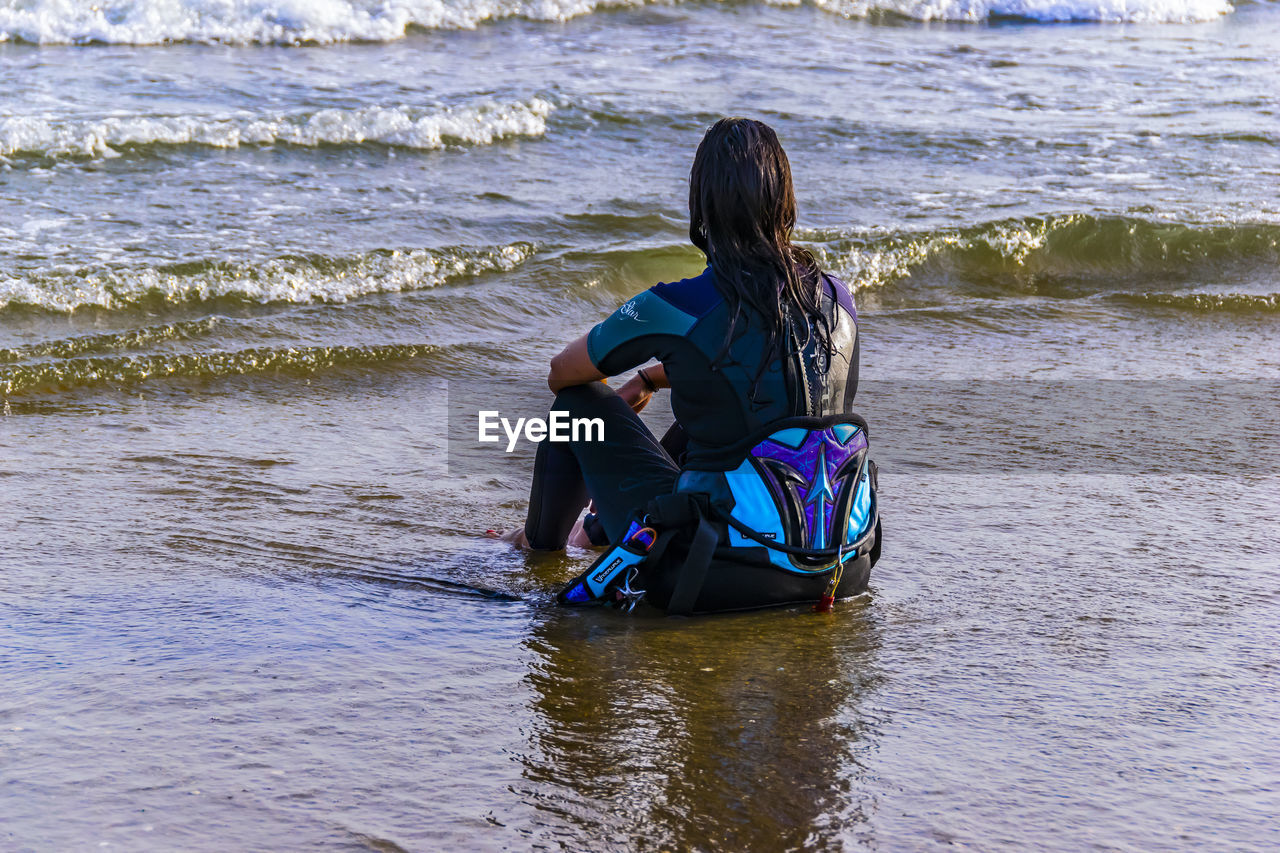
(725, 422, 873, 573)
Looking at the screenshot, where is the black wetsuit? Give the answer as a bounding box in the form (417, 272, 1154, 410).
(524, 266, 860, 549)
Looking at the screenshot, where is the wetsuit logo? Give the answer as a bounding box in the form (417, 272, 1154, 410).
(592, 557, 625, 585)
(619, 299, 645, 322)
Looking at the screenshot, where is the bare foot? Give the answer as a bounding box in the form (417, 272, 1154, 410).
(567, 517, 598, 549)
(484, 528, 531, 549)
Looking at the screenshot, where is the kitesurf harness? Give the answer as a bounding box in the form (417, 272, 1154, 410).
(556, 413, 880, 615)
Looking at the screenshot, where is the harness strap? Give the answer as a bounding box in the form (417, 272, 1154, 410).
(557, 512, 680, 607)
(646, 492, 703, 527)
(645, 526, 679, 569)
(558, 489, 876, 613)
(719, 495, 878, 559)
(665, 510, 718, 616)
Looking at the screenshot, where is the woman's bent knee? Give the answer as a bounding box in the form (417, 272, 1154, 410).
(550, 381, 618, 419)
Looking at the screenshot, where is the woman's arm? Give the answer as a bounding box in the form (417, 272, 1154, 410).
(615, 363, 668, 414)
(548, 333, 606, 393)
(639, 363, 669, 389)
(547, 329, 669, 413)
(550, 285, 680, 393)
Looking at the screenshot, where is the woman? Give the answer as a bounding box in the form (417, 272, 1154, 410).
(514, 118, 864, 587)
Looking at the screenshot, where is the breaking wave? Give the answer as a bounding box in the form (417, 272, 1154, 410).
(0, 0, 1234, 45)
(0, 99, 553, 160)
(1107, 292, 1280, 313)
(807, 0, 1231, 23)
(0, 317, 226, 362)
(0, 243, 535, 313)
(811, 215, 1280, 302)
(0, 0, 640, 43)
(0, 342, 442, 396)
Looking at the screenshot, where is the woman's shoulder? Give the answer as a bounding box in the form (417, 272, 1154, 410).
(820, 271, 856, 318)
(589, 267, 721, 361)
(648, 266, 721, 321)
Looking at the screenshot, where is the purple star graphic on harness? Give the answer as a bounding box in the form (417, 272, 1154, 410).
(749, 423, 868, 552)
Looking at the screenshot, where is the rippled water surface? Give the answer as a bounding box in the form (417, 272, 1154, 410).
(2, 0, 1279, 849)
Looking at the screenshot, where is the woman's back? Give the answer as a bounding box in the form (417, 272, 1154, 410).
(587, 265, 861, 466)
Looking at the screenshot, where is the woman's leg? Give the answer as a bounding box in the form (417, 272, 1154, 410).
(523, 382, 679, 549)
(571, 420, 688, 546)
(523, 434, 590, 550)
(658, 421, 689, 467)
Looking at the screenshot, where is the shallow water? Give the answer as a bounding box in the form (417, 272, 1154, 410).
(3, 0, 1280, 850)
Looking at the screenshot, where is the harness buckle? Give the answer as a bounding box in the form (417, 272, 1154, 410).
(615, 566, 646, 613)
(814, 542, 848, 614)
(627, 525, 658, 552)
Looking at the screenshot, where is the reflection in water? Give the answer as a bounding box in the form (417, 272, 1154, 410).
(517, 601, 884, 850)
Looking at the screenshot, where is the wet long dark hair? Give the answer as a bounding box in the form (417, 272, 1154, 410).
(689, 117, 833, 396)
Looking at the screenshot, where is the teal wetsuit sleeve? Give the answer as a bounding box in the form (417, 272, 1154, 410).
(586, 289, 699, 376)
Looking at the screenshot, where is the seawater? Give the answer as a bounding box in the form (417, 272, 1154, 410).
(2, 0, 1278, 850)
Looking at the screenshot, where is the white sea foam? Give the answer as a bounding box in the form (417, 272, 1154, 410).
(809, 0, 1231, 22)
(0, 243, 535, 312)
(0, 99, 554, 159)
(0, 0, 644, 44)
(0, 0, 1232, 45)
(810, 218, 1064, 291)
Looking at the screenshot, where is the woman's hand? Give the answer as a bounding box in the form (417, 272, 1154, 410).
(617, 365, 668, 414)
(616, 373, 653, 414)
(548, 333, 606, 393)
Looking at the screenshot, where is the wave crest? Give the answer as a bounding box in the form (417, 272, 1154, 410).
(0, 317, 225, 363)
(812, 215, 1280, 298)
(0, 0, 1232, 44)
(0, 342, 441, 396)
(0, 0, 650, 44)
(0, 243, 536, 313)
(810, 0, 1231, 22)
(1108, 292, 1280, 314)
(0, 99, 553, 159)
